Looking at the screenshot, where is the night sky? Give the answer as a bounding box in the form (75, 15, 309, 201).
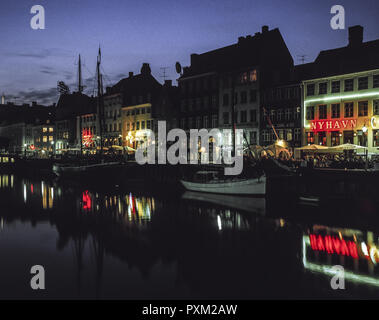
(0, 0, 378, 105)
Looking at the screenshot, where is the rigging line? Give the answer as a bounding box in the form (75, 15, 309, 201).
(100, 66, 113, 87)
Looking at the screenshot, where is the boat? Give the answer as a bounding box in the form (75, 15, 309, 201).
(180, 170, 266, 196)
(182, 190, 265, 214)
(52, 161, 122, 178)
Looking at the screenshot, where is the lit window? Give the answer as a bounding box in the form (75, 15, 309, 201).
(358, 101, 368, 117)
(249, 70, 257, 82)
(43, 136, 47, 142)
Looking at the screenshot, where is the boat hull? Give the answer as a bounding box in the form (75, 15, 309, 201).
(180, 176, 266, 195)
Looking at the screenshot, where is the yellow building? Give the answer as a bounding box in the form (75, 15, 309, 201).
(122, 103, 154, 149)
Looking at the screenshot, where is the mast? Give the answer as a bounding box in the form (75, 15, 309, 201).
(78, 54, 83, 93)
(78, 54, 83, 155)
(96, 46, 104, 157)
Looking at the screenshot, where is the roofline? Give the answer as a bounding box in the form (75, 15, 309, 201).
(301, 68, 379, 84)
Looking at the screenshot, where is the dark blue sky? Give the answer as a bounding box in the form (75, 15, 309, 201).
(0, 0, 378, 105)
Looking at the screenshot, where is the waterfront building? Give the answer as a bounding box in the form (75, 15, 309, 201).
(301, 26, 379, 155)
(106, 63, 162, 149)
(0, 101, 54, 155)
(77, 112, 98, 154)
(55, 92, 95, 153)
(178, 25, 294, 149)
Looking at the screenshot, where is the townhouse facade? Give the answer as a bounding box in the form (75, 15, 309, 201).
(301, 25, 379, 155)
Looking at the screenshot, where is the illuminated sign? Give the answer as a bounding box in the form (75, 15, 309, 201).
(309, 234, 358, 258)
(82, 191, 92, 210)
(310, 119, 357, 132)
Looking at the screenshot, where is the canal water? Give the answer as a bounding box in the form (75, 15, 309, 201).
(0, 173, 379, 299)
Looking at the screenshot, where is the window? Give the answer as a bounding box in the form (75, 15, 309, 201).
(49, 127, 54, 132)
(357, 130, 367, 146)
(263, 130, 270, 143)
(331, 81, 340, 93)
(203, 116, 209, 128)
(147, 120, 151, 129)
(285, 109, 292, 120)
(344, 102, 354, 117)
(294, 128, 301, 141)
(240, 110, 247, 123)
(358, 77, 368, 90)
(344, 79, 354, 91)
(43, 136, 47, 142)
(241, 72, 248, 83)
(373, 130, 379, 147)
(318, 105, 327, 119)
(286, 129, 293, 141)
(141, 121, 145, 129)
(249, 131, 257, 144)
(306, 132, 314, 144)
(306, 106, 314, 120)
(374, 75, 379, 88)
(196, 117, 201, 128)
(212, 115, 218, 127)
(275, 109, 282, 121)
(250, 109, 257, 122)
(249, 70, 257, 82)
(223, 112, 229, 125)
(271, 110, 276, 122)
(250, 90, 257, 102)
(49, 136, 53, 141)
(306, 84, 315, 96)
(331, 104, 340, 118)
(318, 131, 327, 146)
(331, 131, 341, 146)
(43, 127, 47, 133)
(223, 94, 229, 106)
(358, 101, 368, 116)
(343, 131, 354, 144)
(374, 100, 379, 115)
(319, 82, 327, 94)
(136, 122, 140, 130)
(240, 91, 247, 104)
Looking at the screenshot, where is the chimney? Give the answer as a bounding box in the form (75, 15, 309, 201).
(129, 72, 134, 78)
(348, 25, 363, 47)
(164, 80, 172, 87)
(262, 25, 269, 33)
(140, 63, 151, 75)
(190, 53, 199, 66)
(32, 101, 37, 106)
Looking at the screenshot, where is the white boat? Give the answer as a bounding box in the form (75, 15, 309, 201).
(182, 191, 266, 214)
(52, 161, 121, 177)
(180, 171, 266, 196)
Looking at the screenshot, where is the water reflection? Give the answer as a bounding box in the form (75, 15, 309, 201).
(304, 226, 379, 287)
(1, 173, 379, 299)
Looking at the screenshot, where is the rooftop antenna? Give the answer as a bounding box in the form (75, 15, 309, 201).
(1, 94, 5, 105)
(78, 54, 84, 93)
(160, 67, 169, 81)
(297, 54, 307, 64)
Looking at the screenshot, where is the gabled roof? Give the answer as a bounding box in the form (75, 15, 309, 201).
(56, 92, 95, 120)
(312, 39, 379, 78)
(180, 27, 294, 78)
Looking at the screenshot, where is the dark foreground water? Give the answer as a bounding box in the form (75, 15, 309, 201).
(0, 173, 379, 299)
